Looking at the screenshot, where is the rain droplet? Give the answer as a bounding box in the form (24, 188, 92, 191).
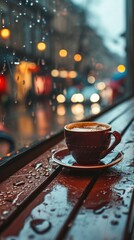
(28, 100, 32, 106)
(111, 220, 119, 225)
(26, 175, 32, 179)
(34, 162, 42, 170)
(35, 175, 40, 179)
(4, 196, 14, 203)
(114, 213, 121, 218)
(22, 80, 25, 85)
(2, 210, 9, 215)
(16, 75, 19, 81)
(51, 149, 57, 154)
(31, 172, 36, 176)
(114, 187, 126, 195)
(102, 215, 108, 219)
(13, 180, 25, 186)
(25, 144, 29, 148)
(45, 172, 49, 176)
(122, 211, 129, 215)
(30, 219, 51, 234)
(28, 234, 35, 239)
(50, 208, 56, 212)
(28, 180, 33, 183)
(93, 206, 110, 215)
(57, 213, 64, 217)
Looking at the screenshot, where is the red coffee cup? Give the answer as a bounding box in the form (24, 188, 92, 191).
(64, 121, 121, 165)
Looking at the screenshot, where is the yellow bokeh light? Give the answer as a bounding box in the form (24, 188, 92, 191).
(59, 70, 68, 78)
(117, 64, 126, 73)
(68, 71, 77, 78)
(74, 54, 82, 62)
(51, 69, 59, 77)
(59, 49, 67, 57)
(56, 94, 66, 103)
(87, 75, 96, 84)
(71, 93, 84, 103)
(96, 82, 106, 91)
(37, 42, 46, 51)
(0, 28, 10, 39)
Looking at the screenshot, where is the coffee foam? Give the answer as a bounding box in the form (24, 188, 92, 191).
(71, 125, 107, 132)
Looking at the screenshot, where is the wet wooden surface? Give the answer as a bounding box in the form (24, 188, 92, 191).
(0, 98, 134, 240)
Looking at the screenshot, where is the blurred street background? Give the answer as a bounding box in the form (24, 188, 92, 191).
(0, 0, 127, 158)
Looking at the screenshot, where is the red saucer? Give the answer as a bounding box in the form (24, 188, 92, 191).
(52, 148, 124, 171)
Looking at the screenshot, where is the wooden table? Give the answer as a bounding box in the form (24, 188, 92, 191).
(0, 98, 134, 240)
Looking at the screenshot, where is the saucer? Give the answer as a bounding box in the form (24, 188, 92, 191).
(52, 148, 124, 170)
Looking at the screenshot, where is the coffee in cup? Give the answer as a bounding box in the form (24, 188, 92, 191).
(64, 121, 121, 165)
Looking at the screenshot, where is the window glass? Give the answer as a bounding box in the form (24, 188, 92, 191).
(0, 0, 127, 160)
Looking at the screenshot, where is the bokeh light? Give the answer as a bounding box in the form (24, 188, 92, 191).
(87, 75, 96, 84)
(59, 70, 68, 78)
(74, 54, 82, 62)
(90, 93, 100, 103)
(0, 28, 11, 39)
(96, 82, 106, 90)
(117, 64, 126, 73)
(51, 69, 59, 77)
(68, 71, 77, 78)
(37, 42, 46, 51)
(71, 93, 84, 103)
(59, 49, 68, 57)
(56, 94, 66, 103)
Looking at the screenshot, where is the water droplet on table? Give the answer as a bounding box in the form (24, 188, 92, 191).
(111, 220, 119, 225)
(34, 162, 42, 170)
(13, 180, 25, 186)
(93, 205, 110, 215)
(30, 219, 51, 234)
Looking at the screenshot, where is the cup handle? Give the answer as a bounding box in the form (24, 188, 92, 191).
(100, 131, 121, 159)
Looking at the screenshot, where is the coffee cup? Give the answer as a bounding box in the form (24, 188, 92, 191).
(64, 121, 121, 165)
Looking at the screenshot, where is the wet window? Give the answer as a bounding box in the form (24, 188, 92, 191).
(0, 0, 128, 160)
